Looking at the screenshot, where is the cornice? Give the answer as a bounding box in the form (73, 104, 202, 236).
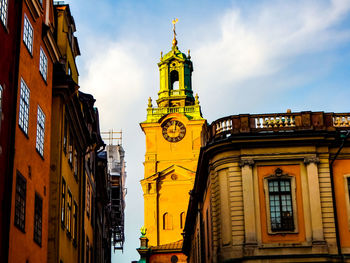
(24, 0, 43, 20)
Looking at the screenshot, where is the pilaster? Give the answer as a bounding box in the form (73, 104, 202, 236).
(304, 156, 325, 243)
(239, 159, 257, 245)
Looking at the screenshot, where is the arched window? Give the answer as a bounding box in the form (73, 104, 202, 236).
(163, 212, 173, 230)
(180, 212, 185, 229)
(170, 70, 179, 90)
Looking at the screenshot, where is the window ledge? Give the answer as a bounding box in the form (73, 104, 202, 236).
(19, 125, 29, 139)
(36, 149, 44, 160)
(259, 242, 312, 249)
(34, 239, 42, 247)
(267, 230, 299, 235)
(40, 73, 48, 85)
(14, 223, 26, 234)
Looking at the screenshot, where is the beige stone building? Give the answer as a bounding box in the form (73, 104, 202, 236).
(183, 111, 350, 262)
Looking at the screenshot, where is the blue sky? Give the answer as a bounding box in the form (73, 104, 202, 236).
(64, 0, 350, 261)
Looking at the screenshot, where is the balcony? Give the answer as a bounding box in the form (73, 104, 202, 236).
(145, 105, 203, 123)
(205, 111, 350, 144)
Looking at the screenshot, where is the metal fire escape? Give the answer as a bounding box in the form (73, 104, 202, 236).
(102, 130, 126, 252)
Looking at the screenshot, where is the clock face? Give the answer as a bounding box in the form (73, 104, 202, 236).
(162, 120, 186, 142)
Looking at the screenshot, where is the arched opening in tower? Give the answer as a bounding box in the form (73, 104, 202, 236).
(170, 70, 179, 90)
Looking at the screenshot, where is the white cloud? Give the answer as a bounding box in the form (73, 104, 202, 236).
(80, 40, 152, 129)
(75, 1, 350, 261)
(193, 0, 350, 116)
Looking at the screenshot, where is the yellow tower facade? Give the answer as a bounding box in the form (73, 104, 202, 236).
(140, 25, 205, 250)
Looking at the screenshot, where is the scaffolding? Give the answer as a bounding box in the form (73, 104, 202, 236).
(103, 130, 126, 252)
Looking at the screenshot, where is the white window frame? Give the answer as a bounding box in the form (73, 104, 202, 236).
(23, 14, 33, 54)
(39, 47, 48, 81)
(19, 78, 30, 134)
(36, 106, 45, 156)
(263, 169, 299, 234)
(0, 0, 8, 27)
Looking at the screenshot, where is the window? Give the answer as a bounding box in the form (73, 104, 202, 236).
(0, 85, 3, 131)
(86, 236, 90, 263)
(68, 131, 73, 165)
(19, 79, 30, 134)
(347, 177, 350, 201)
(91, 194, 94, 228)
(36, 106, 45, 156)
(0, 0, 8, 26)
(73, 201, 78, 244)
(163, 212, 172, 230)
(170, 70, 179, 90)
(180, 212, 185, 229)
(61, 178, 66, 226)
(268, 179, 294, 231)
(206, 209, 210, 259)
(68, 64, 71, 76)
(34, 193, 42, 246)
(67, 190, 72, 235)
(39, 48, 48, 81)
(15, 171, 26, 231)
(344, 175, 350, 229)
(63, 115, 67, 153)
(74, 148, 78, 177)
(86, 182, 90, 217)
(23, 15, 33, 54)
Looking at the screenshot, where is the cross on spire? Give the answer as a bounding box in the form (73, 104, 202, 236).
(172, 18, 179, 47)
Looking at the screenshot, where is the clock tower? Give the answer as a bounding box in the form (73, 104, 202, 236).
(140, 21, 205, 258)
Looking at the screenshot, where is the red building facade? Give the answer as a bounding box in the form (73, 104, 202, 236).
(0, 0, 23, 260)
(5, 1, 59, 262)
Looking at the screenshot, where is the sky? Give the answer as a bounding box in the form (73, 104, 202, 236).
(64, 0, 350, 262)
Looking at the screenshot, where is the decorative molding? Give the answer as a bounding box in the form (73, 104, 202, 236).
(304, 156, 320, 164)
(24, 0, 43, 20)
(239, 159, 254, 167)
(263, 172, 299, 235)
(43, 25, 60, 63)
(210, 156, 240, 170)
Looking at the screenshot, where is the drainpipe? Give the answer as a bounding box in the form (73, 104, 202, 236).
(329, 130, 350, 262)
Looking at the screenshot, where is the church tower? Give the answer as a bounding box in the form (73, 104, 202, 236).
(140, 20, 205, 257)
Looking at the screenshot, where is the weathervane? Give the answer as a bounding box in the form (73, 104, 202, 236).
(172, 18, 178, 47)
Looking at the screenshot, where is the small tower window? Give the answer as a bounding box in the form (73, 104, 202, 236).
(180, 212, 185, 229)
(170, 70, 179, 90)
(163, 212, 173, 230)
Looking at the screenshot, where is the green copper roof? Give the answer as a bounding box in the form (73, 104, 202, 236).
(159, 46, 189, 65)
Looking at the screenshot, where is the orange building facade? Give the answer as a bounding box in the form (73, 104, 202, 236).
(7, 0, 59, 262)
(183, 112, 350, 262)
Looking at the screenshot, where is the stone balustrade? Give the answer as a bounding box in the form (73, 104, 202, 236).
(145, 105, 203, 123)
(333, 115, 350, 127)
(254, 115, 295, 128)
(169, 90, 185, 96)
(206, 112, 350, 143)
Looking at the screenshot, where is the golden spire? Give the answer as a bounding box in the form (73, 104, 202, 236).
(172, 18, 178, 47)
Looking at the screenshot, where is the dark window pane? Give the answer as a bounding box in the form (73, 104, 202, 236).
(268, 179, 294, 231)
(34, 194, 42, 245)
(15, 172, 26, 231)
